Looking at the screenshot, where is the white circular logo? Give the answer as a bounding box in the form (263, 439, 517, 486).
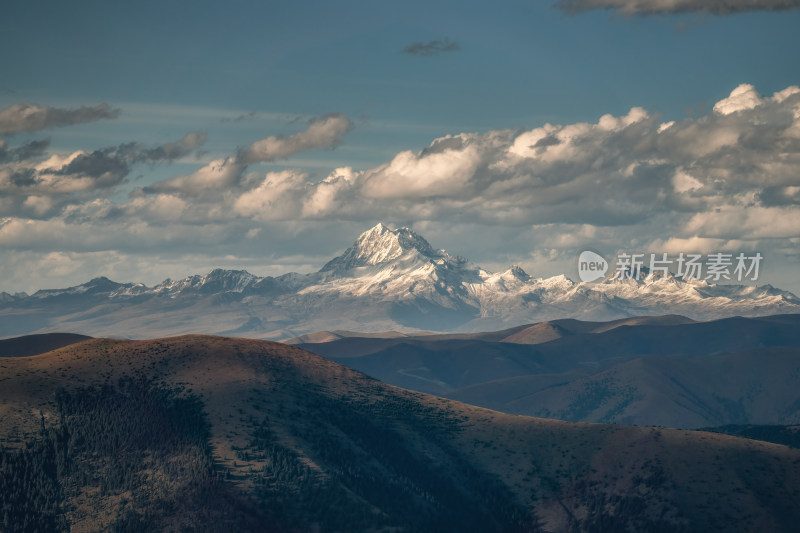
(578, 251, 608, 282)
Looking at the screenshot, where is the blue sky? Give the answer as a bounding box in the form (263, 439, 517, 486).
(2, 0, 800, 293)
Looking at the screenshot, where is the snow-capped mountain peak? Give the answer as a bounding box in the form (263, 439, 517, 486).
(506, 265, 531, 282)
(151, 268, 259, 296)
(319, 223, 442, 273)
(31, 276, 131, 299)
(3, 222, 799, 339)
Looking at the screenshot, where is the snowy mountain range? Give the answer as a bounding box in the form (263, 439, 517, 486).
(2, 223, 799, 339)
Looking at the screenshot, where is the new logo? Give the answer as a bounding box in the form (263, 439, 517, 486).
(578, 251, 608, 283)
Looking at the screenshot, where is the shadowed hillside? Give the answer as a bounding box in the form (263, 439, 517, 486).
(299, 314, 800, 428)
(2, 336, 800, 531)
(0, 333, 92, 357)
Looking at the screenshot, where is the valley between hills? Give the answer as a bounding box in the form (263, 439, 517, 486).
(1, 334, 800, 532)
(296, 313, 800, 429)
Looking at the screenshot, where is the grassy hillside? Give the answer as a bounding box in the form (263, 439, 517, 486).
(2, 336, 800, 531)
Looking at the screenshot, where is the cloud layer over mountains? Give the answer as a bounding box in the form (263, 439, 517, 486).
(2, 83, 800, 292)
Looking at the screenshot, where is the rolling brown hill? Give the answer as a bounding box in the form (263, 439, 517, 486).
(2, 335, 800, 532)
(500, 315, 696, 344)
(299, 314, 800, 428)
(450, 346, 800, 427)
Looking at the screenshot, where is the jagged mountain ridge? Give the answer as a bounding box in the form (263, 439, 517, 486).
(1, 223, 798, 339)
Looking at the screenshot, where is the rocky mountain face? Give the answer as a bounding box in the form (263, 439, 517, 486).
(1, 223, 798, 339)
